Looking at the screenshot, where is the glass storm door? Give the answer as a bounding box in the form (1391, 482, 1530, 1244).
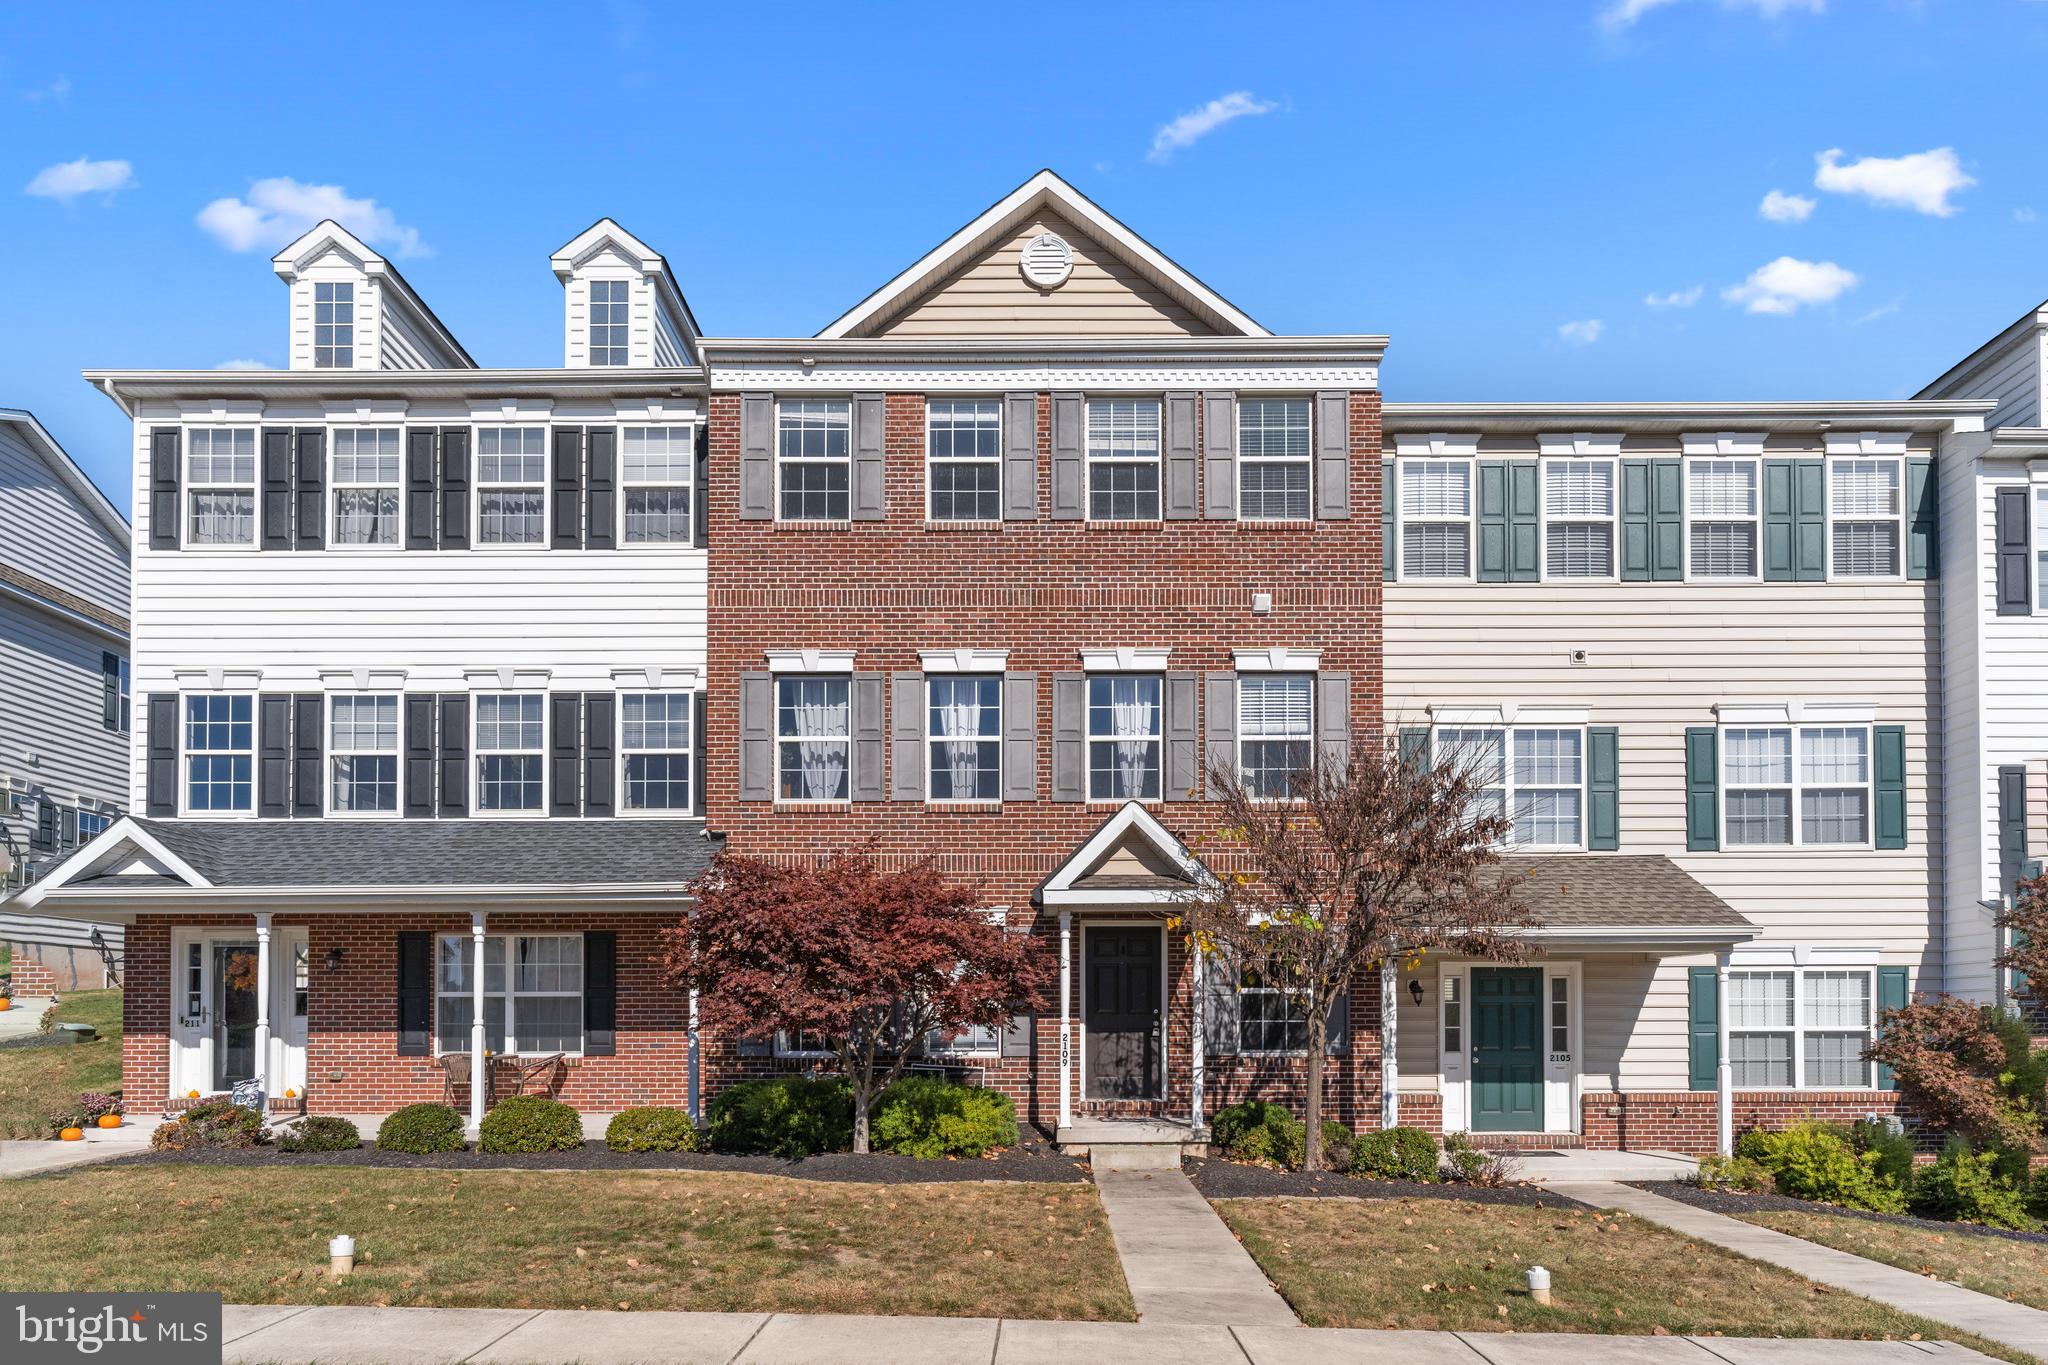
(211, 942, 260, 1091)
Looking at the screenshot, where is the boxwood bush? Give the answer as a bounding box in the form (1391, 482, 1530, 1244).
(870, 1077, 1017, 1158)
(605, 1105, 699, 1153)
(1909, 1138, 2037, 1230)
(478, 1095, 584, 1153)
(277, 1115, 361, 1153)
(1350, 1125, 1440, 1182)
(706, 1075, 853, 1157)
(1737, 1122, 1905, 1213)
(375, 1102, 467, 1154)
(150, 1098, 268, 1151)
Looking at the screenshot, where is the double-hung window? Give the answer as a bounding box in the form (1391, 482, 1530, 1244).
(1721, 725, 1871, 847)
(1086, 400, 1161, 521)
(1433, 725, 1584, 848)
(777, 400, 851, 521)
(926, 399, 1002, 522)
(474, 693, 544, 813)
(313, 281, 354, 368)
(777, 676, 850, 801)
(621, 427, 694, 544)
(1239, 674, 1313, 798)
(435, 933, 584, 1055)
(588, 280, 629, 366)
(331, 428, 401, 546)
(621, 692, 694, 812)
(184, 694, 253, 814)
(1399, 460, 1472, 577)
(1087, 673, 1161, 800)
(2035, 488, 2048, 608)
(1727, 965, 1875, 1088)
(330, 694, 399, 814)
(1688, 458, 1761, 578)
(1238, 398, 1312, 520)
(928, 674, 1000, 801)
(476, 428, 548, 545)
(1542, 458, 1615, 578)
(1829, 457, 1903, 578)
(1237, 964, 1308, 1053)
(185, 428, 257, 547)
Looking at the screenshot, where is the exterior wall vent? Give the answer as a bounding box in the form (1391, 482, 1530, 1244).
(1019, 232, 1074, 290)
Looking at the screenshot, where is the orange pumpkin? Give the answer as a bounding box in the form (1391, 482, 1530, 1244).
(187, 1089, 201, 1100)
(283, 1088, 297, 1099)
(96, 1114, 121, 1130)
(58, 1127, 83, 1142)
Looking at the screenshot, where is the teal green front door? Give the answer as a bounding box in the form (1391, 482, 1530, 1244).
(1470, 968, 1543, 1132)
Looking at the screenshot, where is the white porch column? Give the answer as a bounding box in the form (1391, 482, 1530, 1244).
(1715, 949, 1733, 1157)
(1057, 911, 1073, 1131)
(687, 988, 702, 1122)
(252, 912, 273, 1094)
(1380, 959, 1399, 1130)
(1190, 945, 1206, 1135)
(469, 911, 488, 1138)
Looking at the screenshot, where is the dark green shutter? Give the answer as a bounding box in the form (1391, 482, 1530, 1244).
(1650, 459, 1683, 580)
(584, 930, 617, 1056)
(1588, 726, 1619, 851)
(1381, 458, 1397, 581)
(1685, 727, 1718, 851)
(1764, 459, 1824, 582)
(1477, 460, 1508, 582)
(1876, 966, 1907, 1091)
(1507, 460, 1539, 581)
(1620, 458, 1651, 581)
(396, 931, 433, 1057)
(1874, 726, 1906, 850)
(1998, 764, 2027, 898)
(1906, 456, 1937, 581)
(1399, 726, 1430, 772)
(1688, 966, 1718, 1091)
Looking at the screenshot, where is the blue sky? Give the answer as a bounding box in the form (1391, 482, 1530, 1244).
(6, 0, 2048, 515)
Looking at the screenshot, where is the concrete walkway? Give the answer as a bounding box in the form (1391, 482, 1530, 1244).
(220, 1304, 2002, 1364)
(1092, 1165, 1298, 1327)
(0, 1120, 154, 1177)
(1552, 1181, 2048, 1362)
(0, 995, 56, 1038)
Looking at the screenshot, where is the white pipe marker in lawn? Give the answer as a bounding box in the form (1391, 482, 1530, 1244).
(1526, 1265, 1551, 1305)
(329, 1235, 355, 1280)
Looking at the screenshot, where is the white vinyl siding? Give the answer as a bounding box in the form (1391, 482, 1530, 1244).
(777, 400, 851, 521)
(1542, 458, 1615, 578)
(1086, 400, 1161, 521)
(926, 399, 1002, 522)
(1399, 460, 1472, 578)
(1238, 398, 1312, 521)
(1688, 458, 1760, 578)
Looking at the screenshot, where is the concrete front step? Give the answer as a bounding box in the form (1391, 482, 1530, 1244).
(1056, 1117, 1207, 1164)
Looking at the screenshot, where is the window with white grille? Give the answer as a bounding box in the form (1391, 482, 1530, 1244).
(927, 399, 1002, 522)
(1688, 458, 1759, 577)
(185, 428, 257, 547)
(588, 280, 630, 366)
(1400, 460, 1472, 578)
(1542, 458, 1614, 578)
(476, 428, 548, 545)
(1829, 458, 1902, 577)
(1729, 966, 1876, 1089)
(1238, 399, 1312, 520)
(1087, 400, 1162, 521)
(474, 693, 545, 813)
(330, 694, 399, 814)
(1722, 724, 1871, 847)
(331, 428, 401, 546)
(1431, 724, 1584, 848)
(777, 400, 851, 521)
(621, 692, 694, 812)
(928, 674, 1000, 801)
(436, 933, 585, 1055)
(2036, 488, 2048, 611)
(622, 427, 693, 544)
(1088, 673, 1161, 800)
(314, 282, 354, 368)
(1239, 674, 1313, 798)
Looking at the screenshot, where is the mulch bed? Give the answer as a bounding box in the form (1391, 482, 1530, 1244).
(1186, 1156, 1588, 1208)
(1635, 1179, 2048, 1247)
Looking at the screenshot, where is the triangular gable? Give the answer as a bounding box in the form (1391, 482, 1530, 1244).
(551, 217, 704, 359)
(0, 409, 129, 549)
(1037, 802, 1214, 907)
(11, 817, 211, 910)
(820, 170, 1269, 341)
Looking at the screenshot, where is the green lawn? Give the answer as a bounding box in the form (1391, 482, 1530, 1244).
(0, 989, 123, 1138)
(1741, 1209, 2048, 1312)
(0, 1166, 1134, 1320)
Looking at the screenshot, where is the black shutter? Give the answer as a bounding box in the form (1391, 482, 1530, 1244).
(584, 692, 615, 818)
(438, 694, 469, 817)
(439, 427, 470, 551)
(146, 694, 177, 815)
(693, 424, 710, 546)
(584, 930, 617, 1057)
(396, 931, 433, 1057)
(293, 693, 323, 818)
(1996, 485, 2031, 616)
(149, 427, 180, 550)
(405, 428, 438, 550)
(694, 690, 708, 816)
(550, 692, 582, 816)
(32, 800, 54, 852)
(258, 695, 291, 818)
(585, 426, 616, 550)
(261, 427, 294, 550)
(294, 428, 325, 551)
(100, 652, 121, 732)
(552, 427, 583, 549)
(404, 695, 435, 818)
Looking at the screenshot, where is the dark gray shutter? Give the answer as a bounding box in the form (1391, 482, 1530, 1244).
(1317, 672, 1350, 774)
(100, 652, 121, 731)
(1051, 672, 1085, 802)
(259, 695, 291, 818)
(1906, 455, 1937, 581)
(1999, 763, 2028, 898)
(1996, 485, 2031, 614)
(1688, 966, 1718, 1091)
(1204, 673, 1237, 798)
(552, 427, 583, 549)
(292, 693, 322, 818)
(1685, 726, 1718, 852)
(1203, 391, 1236, 520)
(1314, 390, 1349, 519)
(1507, 460, 1539, 581)
(1002, 392, 1038, 520)
(438, 694, 468, 817)
(396, 931, 433, 1057)
(1766, 458, 1825, 581)
(1202, 954, 1240, 1055)
(261, 427, 293, 550)
(852, 392, 887, 520)
(734, 1032, 773, 1058)
(1398, 726, 1429, 771)
(583, 930, 617, 1057)
(693, 424, 710, 545)
(738, 671, 773, 800)
(1380, 458, 1396, 580)
(404, 695, 435, 818)
(890, 671, 924, 801)
(550, 692, 582, 816)
(1164, 671, 1198, 801)
(1000, 1013, 1033, 1059)
(693, 690, 707, 816)
(146, 694, 177, 815)
(1588, 725, 1619, 851)
(294, 429, 325, 551)
(1620, 458, 1654, 581)
(1050, 393, 1084, 520)
(405, 428, 438, 550)
(439, 427, 470, 550)
(585, 426, 616, 551)
(1326, 985, 1350, 1055)
(584, 692, 615, 818)
(1622, 458, 1683, 581)
(149, 427, 181, 550)
(1477, 459, 1508, 582)
(850, 672, 885, 801)
(739, 394, 774, 520)
(1877, 966, 1908, 1090)
(1163, 392, 1198, 520)
(1002, 671, 1037, 802)
(1874, 725, 1906, 851)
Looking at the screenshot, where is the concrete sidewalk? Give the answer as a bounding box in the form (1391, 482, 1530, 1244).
(1553, 1180, 2048, 1362)
(221, 1304, 2002, 1364)
(0, 1121, 154, 1177)
(1092, 1165, 1297, 1327)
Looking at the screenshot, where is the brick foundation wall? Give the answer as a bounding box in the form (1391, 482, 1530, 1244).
(4, 950, 60, 995)
(1580, 1089, 1905, 1155)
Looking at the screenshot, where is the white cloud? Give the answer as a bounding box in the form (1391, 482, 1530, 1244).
(1854, 296, 1905, 325)
(1813, 147, 1974, 217)
(214, 359, 272, 371)
(1721, 256, 1859, 315)
(1759, 189, 1816, 223)
(196, 177, 427, 256)
(24, 157, 134, 202)
(2015, 206, 2038, 225)
(1644, 285, 1704, 309)
(20, 75, 71, 104)
(1601, 0, 1822, 32)
(1557, 319, 1606, 346)
(1148, 91, 1279, 163)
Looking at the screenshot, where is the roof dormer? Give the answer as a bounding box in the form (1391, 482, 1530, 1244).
(550, 219, 701, 370)
(271, 221, 474, 371)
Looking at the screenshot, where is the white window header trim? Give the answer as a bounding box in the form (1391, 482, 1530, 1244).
(173, 668, 261, 690)
(1824, 430, 1910, 457)
(463, 667, 553, 691)
(1714, 701, 1878, 726)
(318, 668, 408, 692)
(1080, 647, 1171, 671)
(1536, 432, 1622, 458)
(1231, 647, 1322, 673)
(1393, 432, 1479, 458)
(1728, 944, 1882, 968)
(767, 649, 857, 674)
(918, 648, 1009, 673)
(1426, 704, 1591, 727)
(609, 665, 700, 690)
(1681, 432, 1767, 457)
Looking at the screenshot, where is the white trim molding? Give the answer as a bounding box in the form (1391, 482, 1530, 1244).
(1681, 432, 1768, 457)
(1426, 703, 1591, 727)
(610, 665, 700, 691)
(1079, 647, 1171, 672)
(1037, 800, 1215, 907)
(1824, 430, 1911, 457)
(766, 649, 857, 674)
(1231, 647, 1322, 673)
(1392, 432, 1480, 458)
(463, 667, 553, 692)
(1536, 432, 1622, 458)
(318, 668, 408, 692)
(174, 668, 261, 691)
(918, 648, 1008, 674)
(1713, 701, 1878, 727)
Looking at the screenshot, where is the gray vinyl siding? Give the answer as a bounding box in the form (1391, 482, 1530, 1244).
(1925, 326, 2044, 431)
(0, 424, 128, 610)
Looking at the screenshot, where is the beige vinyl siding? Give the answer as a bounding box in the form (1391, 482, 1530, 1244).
(867, 212, 1212, 339)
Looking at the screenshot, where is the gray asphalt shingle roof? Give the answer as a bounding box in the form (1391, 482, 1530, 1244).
(1498, 854, 1751, 929)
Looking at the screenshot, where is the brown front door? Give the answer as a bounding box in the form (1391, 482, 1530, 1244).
(1084, 926, 1162, 1100)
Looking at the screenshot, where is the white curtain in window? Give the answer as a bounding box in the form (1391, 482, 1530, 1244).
(934, 692, 983, 794)
(794, 691, 849, 800)
(1111, 691, 1156, 797)
(1724, 728, 1792, 785)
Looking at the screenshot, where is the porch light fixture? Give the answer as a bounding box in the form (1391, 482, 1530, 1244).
(323, 947, 347, 974)
(1408, 979, 1424, 1007)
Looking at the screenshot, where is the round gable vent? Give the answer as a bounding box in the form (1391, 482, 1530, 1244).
(1019, 232, 1074, 290)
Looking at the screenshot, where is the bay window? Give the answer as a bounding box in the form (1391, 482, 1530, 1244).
(927, 674, 1000, 801)
(1542, 458, 1615, 578)
(1722, 725, 1870, 847)
(331, 428, 402, 546)
(777, 675, 850, 801)
(1728, 965, 1875, 1089)
(1086, 399, 1161, 521)
(1829, 457, 1903, 578)
(621, 427, 694, 544)
(1433, 725, 1584, 848)
(1087, 673, 1161, 800)
(926, 399, 1002, 522)
(1239, 673, 1313, 798)
(1399, 460, 1472, 578)
(329, 694, 399, 814)
(476, 427, 548, 545)
(621, 691, 694, 812)
(1687, 458, 1761, 578)
(1238, 398, 1313, 520)
(185, 428, 257, 547)
(474, 693, 545, 813)
(184, 694, 253, 814)
(434, 933, 584, 1055)
(777, 399, 851, 521)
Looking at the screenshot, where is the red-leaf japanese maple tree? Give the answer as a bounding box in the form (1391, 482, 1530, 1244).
(660, 846, 1045, 1153)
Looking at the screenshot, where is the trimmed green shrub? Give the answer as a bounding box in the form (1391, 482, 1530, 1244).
(605, 1106, 699, 1153)
(871, 1077, 1018, 1158)
(375, 1102, 466, 1154)
(1350, 1125, 1440, 1182)
(478, 1095, 583, 1154)
(1743, 1122, 1905, 1213)
(1910, 1139, 2038, 1230)
(706, 1075, 853, 1157)
(277, 1115, 361, 1153)
(150, 1098, 268, 1151)
(1210, 1099, 1305, 1168)
(2031, 1164, 2048, 1225)
(1697, 1154, 1775, 1193)
(1318, 1120, 1356, 1171)
(1850, 1119, 1916, 1190)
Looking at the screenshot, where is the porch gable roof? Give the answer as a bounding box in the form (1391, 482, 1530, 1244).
(1501, 854, 1756, 949)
